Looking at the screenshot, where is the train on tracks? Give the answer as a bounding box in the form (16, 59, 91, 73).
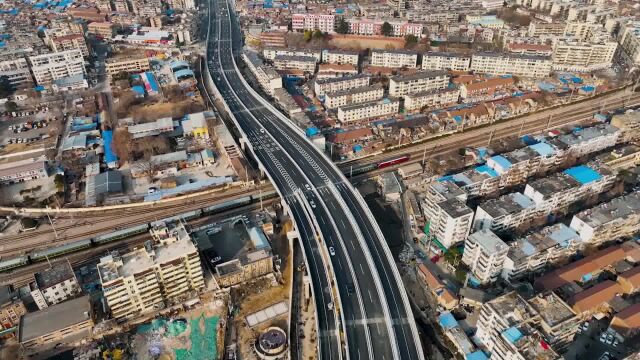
(0, 190, 278, 273)
(343, 155, 411, 177)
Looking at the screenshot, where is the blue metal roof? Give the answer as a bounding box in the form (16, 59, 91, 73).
(529, 142, 555, 157)
(563, 165, 602, 185)
(174, 69, 195, 79)
(503, 327, 523, 344)
(102, 130, 118, 164)
(132, 85, 145, 95)
(491, 155, 512, 170)
(170, 60, 189, 70)
(438, 312, 458, 330)
(476, 165, 498, 178)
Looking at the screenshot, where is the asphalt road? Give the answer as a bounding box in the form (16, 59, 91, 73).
(205, 0, 424, 358)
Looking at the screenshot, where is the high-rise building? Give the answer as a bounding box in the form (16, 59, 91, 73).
(28, 49, 85, 86)
(462, 230, 508, 284)
(97, 222, 205, 320)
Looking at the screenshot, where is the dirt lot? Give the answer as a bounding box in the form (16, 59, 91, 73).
(329, 35, 405, 50)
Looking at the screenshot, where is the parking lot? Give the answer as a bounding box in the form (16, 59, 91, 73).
(564, 317, 628, 360)
(0, 105, 63, 150)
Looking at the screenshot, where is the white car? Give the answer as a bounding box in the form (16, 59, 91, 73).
(600, 333, 607, 343)
(327, 302, 333, 310)
(309, 200, 316, 208)
(582, 321, 589, 331)
(328, 247, 335, 256)
(305, 184, 311, 191)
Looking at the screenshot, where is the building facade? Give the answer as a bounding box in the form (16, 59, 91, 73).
(389, 70, 450, 97)
(337, 98, 400, 123)
(324, 84, 384, 109)
(422, 52, 472, 71)
(97, 222, 205, 320)
(462, 230, 509, 284)
(314, 74, 370, 97)
(370, 49, 418, 68)
(28, 49, 86, 86)
(105, 56, 151, 77)
(470, 53, 552, 78)
(30, 260, 81, 310)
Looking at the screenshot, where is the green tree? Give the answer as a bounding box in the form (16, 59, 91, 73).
(404, 34, 418, 48)
(444, 247, 462, 266)
(336, 18, 349, 34)
(303, 30, 313, 42)
(54, 174, 64, 192)
(381, 22, 393, 37)
(312, 29, 324, 40)
(5, 101, 17, 112)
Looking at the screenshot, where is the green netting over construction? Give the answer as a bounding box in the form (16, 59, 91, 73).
(175, 315, 219, 360)
(137, 318, 188, 337)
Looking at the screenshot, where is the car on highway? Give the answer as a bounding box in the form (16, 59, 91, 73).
(305, 184, 311, 191)
(309, 200, 316, 208)
(327, 302, 333, 310)
(328, 247, 335, 256)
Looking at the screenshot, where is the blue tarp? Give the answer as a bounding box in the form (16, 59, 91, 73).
(438, 312, 458, 330)
(305, 127, 319, 137)
(521, 135, 538, 146)
(353, 144, 363, 152)
(144, 177, 233, 201)
(170, 60, 189, 70)
(563, 165, 602, 185)
(529, 142, 555, 157)
(581, 85, 595, 92)
(102, 130, 118, 164)
(503, 327, 523, 344)
(466, 351, 489, 360)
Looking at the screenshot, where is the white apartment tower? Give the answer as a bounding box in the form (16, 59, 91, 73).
(97, 222, 205, 320)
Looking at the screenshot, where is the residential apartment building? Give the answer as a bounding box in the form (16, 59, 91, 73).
(462, 230, 509, 284)
(337, 98, 400, 123)
(552, 123, 620, 156)
(321, 49, 359, 66)
(528, 21, 566, 37)
(417, 264, 458, 310)
(18, 296, 93, 351)
(29, 260, 81, 310)
(619, 22, 640, 66)
(28, 49, 86, 86)
(0, 286, 26, 332)
(470, 53, 552, 78)
(473, 192, 537, 233)
(97, 222, 205, 320)
(403, 88, 460, 112)
(422, 194, 474, 250)
(273, 55, 317, 73)
(263, 48, 321, 62)
(291, 13, 335, 33)
(348, 18, 423, 37)
(259, 31, 287, 48)
(214, 249, 273, 287)
(421, 52, 472, 71)
(324, 84, 384, 109)
(552, 38, 618, 72)
(106, 55, 151, 77)
(243, 51, 282, 95)
(476, 291, 579, 358)
(314, 74, 370, 97)
(502, 223, 583, 282)
(48, 33, 90, 57)
(0, 55, 33, 89)
(88, 22, 114, 39)
(569, 192, 640, 245)
(388, 70, 450, 97)
(370, 49, 418, 68)
(523, 164, 615, 213)
(419, 181, 468, 251)
(460, 77, 515, 101)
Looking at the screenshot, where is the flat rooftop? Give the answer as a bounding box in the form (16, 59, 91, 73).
(527, 292, 577, 327)
(390, 70, 449, 82)
(573, 192, 640, 228)
(509, 223, 582, 261)
(325, 84, 383, 98)
(19, 295, 91, 343)
(35, 261, 75, 289)
(556, 124, 619, 148)
(479, 192, 535, 218)
(468, 230, 507, 253)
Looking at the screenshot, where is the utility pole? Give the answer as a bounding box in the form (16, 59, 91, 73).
(517, 117, 525, 137)
(545, 114, 552, 131)
(421, 147, 427, 166)
(45, 206, 58, 239)
(259, 188, 263, 211)
(487, 129, 494, 147)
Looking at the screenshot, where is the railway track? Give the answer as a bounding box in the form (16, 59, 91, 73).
(0, 199, 279, 287)
(347, 92, 640, 179)
(0, 187, 273, 255)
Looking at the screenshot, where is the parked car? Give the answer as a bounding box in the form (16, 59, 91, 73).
(328, 247, 335, 256)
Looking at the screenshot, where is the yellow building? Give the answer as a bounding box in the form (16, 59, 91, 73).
(182, 112, 210, 139)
